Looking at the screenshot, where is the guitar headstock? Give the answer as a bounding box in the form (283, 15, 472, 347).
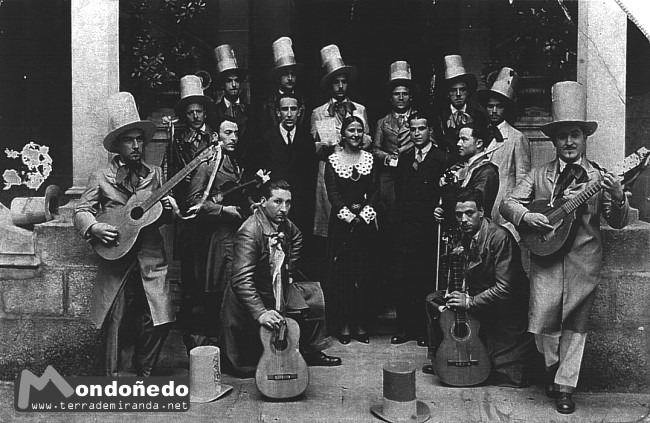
(610, 147, 650, 188)
(254, 169, 272, 187)
(198, 144, 221, 163)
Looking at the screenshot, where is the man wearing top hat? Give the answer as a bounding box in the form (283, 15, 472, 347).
(501, 81, 629, 414)
(477, 67, 531, 239)
(311, 44, 370, 239)
(211, 44, 251, 164)
(260, 37, 307, 135)
(433, 55, 488, 158)
(169, 75, 219, 353)
(73, 92, 176, 376)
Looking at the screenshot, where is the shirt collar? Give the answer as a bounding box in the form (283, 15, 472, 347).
(451, 104, 467, 114)
(416, 142, 432, 157)
(279, 124, 293, 141)
(497, 120, 507, 131)
(466, 151, 486, 168)
(223, 97, 240, 108)
(558, 156, 584, 172)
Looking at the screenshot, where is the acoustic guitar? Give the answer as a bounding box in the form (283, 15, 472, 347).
(90, 145, 220, 260)
(434, 251, 491, 387)
(520, 147, 650, 257)
(255, 259, 309, 399)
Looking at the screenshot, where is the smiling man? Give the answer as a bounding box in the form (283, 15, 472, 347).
(220, 180, 341, 377)
(500, 81, 629, 414)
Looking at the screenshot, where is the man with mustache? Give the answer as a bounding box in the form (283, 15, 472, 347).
(73, 92, 176, 376)
(220, 180, 342, 377)
(423, 188, 534, 388)
(258, 93, 316, 235)
(501, 82, 629, 414)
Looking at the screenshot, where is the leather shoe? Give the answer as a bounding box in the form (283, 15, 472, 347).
(355, 333, 370, 344)
(555, 392, 575, 414)
(338, 334, 351, 345)
(390, 333, 410, 344)
(422, 364, 436, 375)
(303, 351, 342, 367)
(416, 337, 427, 347)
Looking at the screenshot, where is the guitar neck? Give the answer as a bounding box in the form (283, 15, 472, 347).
(550, 180, 602, 221)
(449, 253, 467, 323)
(140, 146, 216, 213)
(219, 178, 259, 197)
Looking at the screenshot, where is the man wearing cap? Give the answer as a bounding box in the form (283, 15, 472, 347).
(169, 75, 219, 354)
(211, 44, 251, 163)
(501, 81, 629, 414)
(311, 44, 370, 239)
(220, 179, 341, 377)
(477, 67, 531, 238)
(260, 37, 307, 134)
(73, 92, 176, 377)
(433, 55, 488, 157)
(423, 187, 534, 388)
(392, 112, 450, 346)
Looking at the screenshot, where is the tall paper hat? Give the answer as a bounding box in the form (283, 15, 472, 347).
(10, 185, 67, 226)
(443, 55, 478, 93)
(477, 67, 518, 109)
(189, 346, 233, 403)
(386, 61, 419, 94)
(213, 44, 248, 80)
(271, 37, 303, 77)
(102, 92, 156, 154)
(540, 81, 598, 138)
(174, 75, 215, 118)
(370, 362, 430, 423)
(319, 44, 357, 88)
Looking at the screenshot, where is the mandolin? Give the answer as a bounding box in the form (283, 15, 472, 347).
(520, 147, 650, 257)
(434, 251, 491, 387)
(255, 253, 309, 399)
(90, 145, 220, 260)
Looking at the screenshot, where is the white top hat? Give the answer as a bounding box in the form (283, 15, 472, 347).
(174, 75, 214, 117)
(370, 362, 431, 423)
(443, 54, 477, 92)
(213, 44, 247, 79)
(271, 36, 303, 76)
(102, 92, 156, 154)
(477, 67, 518, 108)
(387, 61, 418, 93)
(319, 44, 357, 88)
(189, 346, 233, 403)
(541, 81, 598, 138)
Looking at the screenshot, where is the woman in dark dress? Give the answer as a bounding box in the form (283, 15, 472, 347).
(325, 115, 378, 345)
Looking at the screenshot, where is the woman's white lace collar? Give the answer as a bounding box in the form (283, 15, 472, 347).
(329, 150, 373, 179)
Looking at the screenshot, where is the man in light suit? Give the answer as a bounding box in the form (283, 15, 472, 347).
(310, 44, 370, 239)
(477, 67, 531, 239)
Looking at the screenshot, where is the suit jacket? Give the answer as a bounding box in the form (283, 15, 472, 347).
(73, 157, 175, 328)
(259, 126, 316, 190)
(212, 97, 252, 164)
(460, 156, 500, 218)
(372, 110, 416, 165)
(500, 158, 629, 334)
(485, 121, 531, 237)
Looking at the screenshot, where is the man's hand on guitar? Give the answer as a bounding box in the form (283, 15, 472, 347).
(523, 212, 554, 230)
(602, 170, 625, 204)
(445, 290, 471, 310)
(90, 223, 118, 245)
(160, 195, 178, 211)
(258, 310, 284, 330)
(222, 205, 242, 219)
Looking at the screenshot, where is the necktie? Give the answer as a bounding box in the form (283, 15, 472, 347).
(416, 150, 423, 163)
(553, 163, 587, 200)
(398, 114, 405, 127)
(489, 125, 504, 143)
(286, 130, 292, 145)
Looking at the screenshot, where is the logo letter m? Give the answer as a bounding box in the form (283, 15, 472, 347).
(16, 366, 74, 409)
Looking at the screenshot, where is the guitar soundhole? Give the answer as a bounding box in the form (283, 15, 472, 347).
(452, 322, 470, 341)
(130, 206, 144, 220)
(272, 336, 288, 351)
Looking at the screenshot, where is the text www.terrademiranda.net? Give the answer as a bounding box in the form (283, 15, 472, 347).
(29, 400, 189, 411)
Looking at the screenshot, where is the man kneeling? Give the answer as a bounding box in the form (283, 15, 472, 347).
(423, 188, 534, 387)
(220, 180, 341, 377)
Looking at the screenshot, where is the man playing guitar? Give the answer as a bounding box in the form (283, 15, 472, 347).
(424, 188, 534, 388)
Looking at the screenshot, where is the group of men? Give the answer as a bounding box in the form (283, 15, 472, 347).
(73, 37, 629, 415)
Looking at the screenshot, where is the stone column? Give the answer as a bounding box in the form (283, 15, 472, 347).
(578, 0, 627, 169)
(67, 0, 119, 198)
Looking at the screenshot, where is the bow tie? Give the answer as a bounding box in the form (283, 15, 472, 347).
(116, 162, 149, 192)
(553, 163, 588, 201)
(448, 110, 472, 129)
(489, 125, 504, 143)
(327, 100, 355, 118)
(226, 102, 245, 118)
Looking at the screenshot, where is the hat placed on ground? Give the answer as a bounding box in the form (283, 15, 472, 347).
(189, 346, 233, 403)
(319, 44, 357, 88)
(540, 81, 598, 138)
(213, 44, 248, 80)
(387, 61, 419, 94)
(102, 92, 157, 154)
(477, 67, 518, 109)
(444, 55, 478, 93)
(271, 36, 303, 77)
(11, 185, 67, 226)
(370, 362, 430, 423)
(174, 75, 215, 118)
